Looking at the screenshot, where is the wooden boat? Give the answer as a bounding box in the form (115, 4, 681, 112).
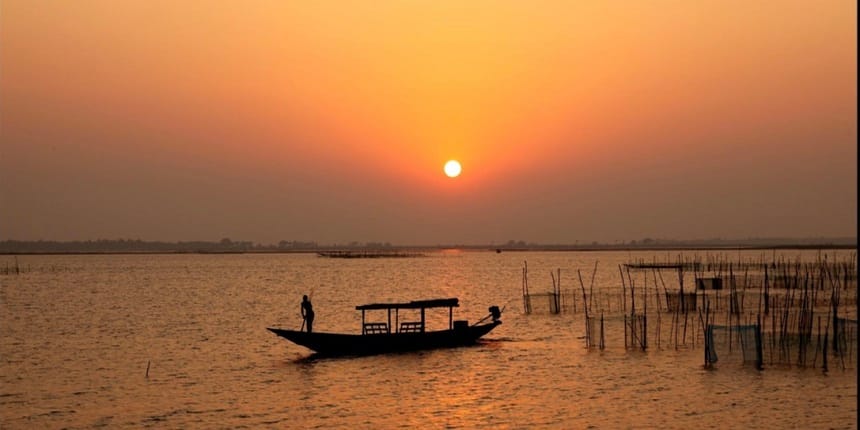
(267, 298, 502, 356)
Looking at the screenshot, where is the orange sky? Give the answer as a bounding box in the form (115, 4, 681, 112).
(1, 1, 856, 244)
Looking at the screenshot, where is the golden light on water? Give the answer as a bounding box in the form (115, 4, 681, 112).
(444, 160, 462, 178)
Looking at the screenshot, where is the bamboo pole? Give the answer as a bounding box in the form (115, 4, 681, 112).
(620, 265, 627, 316)
(577, 269, 590, 348)
(589, 261, 598, 312)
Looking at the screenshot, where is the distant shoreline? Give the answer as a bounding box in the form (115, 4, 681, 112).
(1, 243, 856, 256)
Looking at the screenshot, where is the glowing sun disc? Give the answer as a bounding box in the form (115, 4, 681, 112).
(444, 160, 462, 178)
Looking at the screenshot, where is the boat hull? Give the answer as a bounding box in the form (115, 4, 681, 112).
(267, 321, 501, 356)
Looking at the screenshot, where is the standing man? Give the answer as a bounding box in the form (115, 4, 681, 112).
(301, 295, 315, 333)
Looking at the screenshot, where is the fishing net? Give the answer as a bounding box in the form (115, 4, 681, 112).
(523, 292, 563, 314)
(706, 324, 761, 366)
(585, 315, 605, 349)
(665, 292, 697, 312)
(835, 317, 858, 367)
(626, 314, 647, 349)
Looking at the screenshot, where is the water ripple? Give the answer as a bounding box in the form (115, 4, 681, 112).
(0, 252, 855, 429)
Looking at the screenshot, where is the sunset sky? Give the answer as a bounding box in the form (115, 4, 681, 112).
(1, 1, 856, 245)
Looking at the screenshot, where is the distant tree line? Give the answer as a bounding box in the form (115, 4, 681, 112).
(498, 237, 856, 250)
(0, 239, 254, 253)
(0, 238, 392, 253)
(0, 237, 854, 254)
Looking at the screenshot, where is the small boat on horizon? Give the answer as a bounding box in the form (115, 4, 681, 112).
(267, 298, 502, 356)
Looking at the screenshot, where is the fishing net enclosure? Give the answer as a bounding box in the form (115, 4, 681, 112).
(707, 316, 857, 370)
(706, 324, 761, 367)
(585, 315, 605, 349)
(833, 317, 858, 368)
(665, 292, 697, 312)
(522, 292, 562, 314)
(625, 314, 647, 350)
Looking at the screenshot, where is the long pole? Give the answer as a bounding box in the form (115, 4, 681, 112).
(620, 265, 627, 316)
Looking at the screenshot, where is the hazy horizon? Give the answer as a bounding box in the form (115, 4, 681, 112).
(0, 236, 857, 248)
(2, 2, 856, 245)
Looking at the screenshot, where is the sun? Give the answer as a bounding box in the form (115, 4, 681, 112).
(444, 160, 462, 178)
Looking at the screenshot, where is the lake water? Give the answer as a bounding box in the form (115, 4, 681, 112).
(1, 250, 856, 429)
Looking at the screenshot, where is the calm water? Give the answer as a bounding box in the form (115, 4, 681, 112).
(1, 250, 856, 429)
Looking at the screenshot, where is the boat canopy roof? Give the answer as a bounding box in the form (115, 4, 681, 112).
(356, 298, 459, 311)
